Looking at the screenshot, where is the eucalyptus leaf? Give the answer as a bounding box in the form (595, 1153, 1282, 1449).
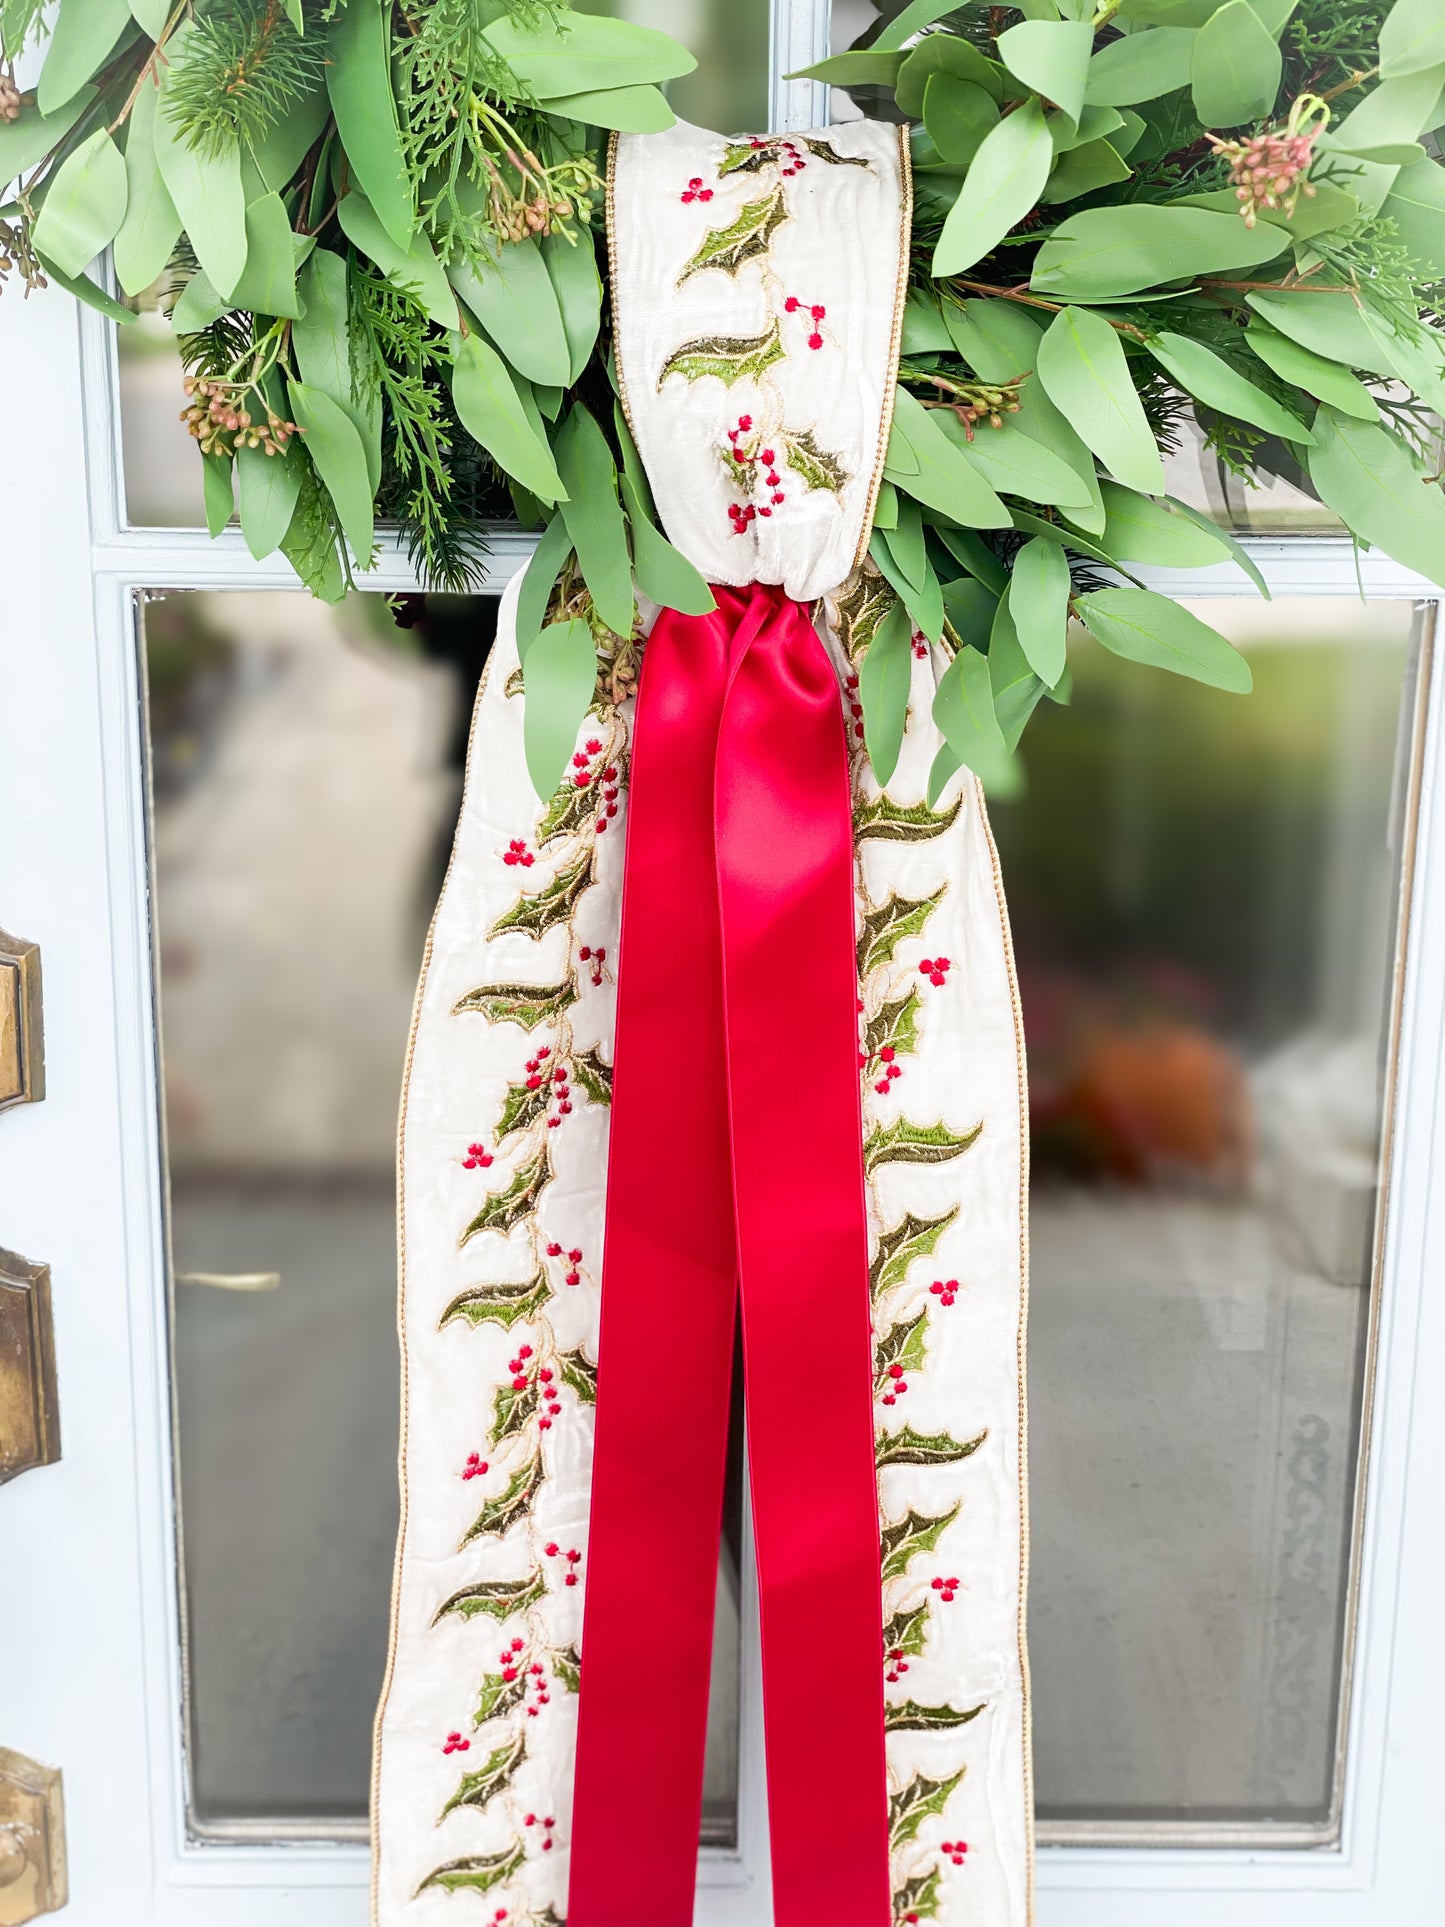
(450, 238, 571, 387)
(932, 645, 1016, 791)
(287, 379, 375, 567)
(1378, 158, 1445, 276)
(523, 618, 599, 800)
(37, 0, 131, 113)
(875, 0, 969, 51)
(326, 0, 413, 250)
(1007, 535, 1070, 683)
(516, 513, 574, 660)
(1040, 136, 1133, 203)
(1190, 0, 1282, 127)
(1010, 505, 1125, 571)
(127, 0, 167, 34)
(337, 189, 456, 328)
(935, 525, 1009, 594)
(169, 268, 228, 334)
(1098, 480, 1232, 565)
(923, 75, 999, 167)
(452, 331, 567, 504)
(860, 600, 914, 785)
(112, 78, 180, 297)
(897, 33, 1008, 113)
(933, 98, 1053, 278)
(292, 250, 352, 406)
(554, 403, 635, 637)
(0, 88, 96, 191)
(1036, 306, 1165, 495)
(228, 191, 302, 318)
(1305, 406, 1445, 588)
(996, 20, 1093, 124)
(483, 11, 695, 97)
(541, 231, 603, 386)
(885, 388, 1011, 529)
(937, 410, 1096, 510)
(902, 289, 955, 354)
(1165, 496, 1271, 596)
(989, 591, 1050, 749)
(247, 80, 330, 195)
(1050, 104, 1127, 151)
(543, 84, 676, 131)
(1380, 0, 1445, 79)
(1244, 288, 1398, 377)
(942, 572, 1001, 644)
(786, 51, 907, 89)
(887, 494, 929, 589)
(869, 531, 945, 643)
(1075, 588, 1252, 690)
(1146, 329, 1313, 442)
(1083, 27, 1196, 104)
(153, 69, 247, 301)
(1326, 65, 1445, 157)
(1243, 320, 1380, 418)
(201, 452, 234, 538)
(1032, 204, 1288, 299)
(31, 126, 126, 278)
(236, 442, 302, 560)
(620, 472, 714, 615)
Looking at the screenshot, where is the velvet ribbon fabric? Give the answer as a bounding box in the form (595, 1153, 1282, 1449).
(567, 586, 891, 1925)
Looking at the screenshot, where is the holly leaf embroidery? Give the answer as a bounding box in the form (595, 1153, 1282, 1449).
(893, 1864, 944, 1924)
(553, 1643, 581, 1692)
(679, 187, 788, 283)
(854, 792, 964, 843)
(460, 1451, 543, 1546)
(874, 1309, 928, 1384)
(657, 321, 786, 390)
(538, 764, 609, 846)
(799, 135, 872, 170)
(877, 1425, 987, 1470)
(571, 1043, 613, 1106)
(439, 1731, 526, 1819)
(433, 1568, 547, 1625)
(882, 1600, 931, 1662)
(504, 665, 525, 697)
(558, 1345, 598, 1404)
(417, 1842, 525, 1897)
(441, 1269, 551, 1332)
(880, 1502, 960, 1582)
(889, 1767, 966, 1851)
(885, 1698, 986, 1733)
(491, 1375, 541, 1446)
(871, 1207, 959, 1300)
(473, 1666, 528, 1727)
(781, 426, 851, 495)
(497, 1074, 552, 1140)
(452, 980, 577, 1031)
(461, 1148, 552, 1244)
(488, 849, 594, 941)
(863, 1115, 982, 1175)
(717, 139, 782, 177)
(865, 988, 922, 1063)
(857, 885, 946, 976)
(833, 569, 897, 661)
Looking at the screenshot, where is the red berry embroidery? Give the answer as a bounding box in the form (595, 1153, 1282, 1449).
(462, 1141, 493, 1169)
(442, 1730, 469, 1754)
(545, 1542, 583, 1587)
(943, 1839, 970, 1867)
(679, 175, 714, 204)
(930, 1574, 961, 1603)
(461, 1451, 488, 1480)
(920, 956, 952, 989)
(912, 630, 928, 659)
(502, 837, 535, 868)
(929, 1276, 961, 1308)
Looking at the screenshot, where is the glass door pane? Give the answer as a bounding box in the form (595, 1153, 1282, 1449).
(142, 590, 744, 1838)
(992, 599, 1428, 1839)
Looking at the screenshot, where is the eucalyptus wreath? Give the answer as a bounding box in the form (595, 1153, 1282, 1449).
(3, 0, 1444, 798)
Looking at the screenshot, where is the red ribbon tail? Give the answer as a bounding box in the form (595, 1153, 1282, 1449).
(568, 585, 891, 1926)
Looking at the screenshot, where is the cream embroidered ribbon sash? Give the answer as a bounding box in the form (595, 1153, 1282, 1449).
(372, 118, 1033, 1927)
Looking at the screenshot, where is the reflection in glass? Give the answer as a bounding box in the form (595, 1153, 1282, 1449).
(145, 591, 742, 1834)
(992, 601, 1424, 1832)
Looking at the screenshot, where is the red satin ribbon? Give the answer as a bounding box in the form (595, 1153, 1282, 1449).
(567, 584, 890, 1925)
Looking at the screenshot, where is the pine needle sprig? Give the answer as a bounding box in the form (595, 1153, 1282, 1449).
(0, 0, 48, 61)
(166, 0, 325, 159)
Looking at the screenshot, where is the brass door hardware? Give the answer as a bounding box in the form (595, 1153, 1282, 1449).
(176, 1270, 282, 1292)
(0, 932, 43, 1114)
(0, 1254, 59, 1486)
(0, 1750, 66, 1924)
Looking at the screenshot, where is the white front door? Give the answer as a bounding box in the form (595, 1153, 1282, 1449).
(4, 5, 1445, 1924)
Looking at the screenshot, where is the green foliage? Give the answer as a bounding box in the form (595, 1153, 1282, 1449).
(10, 0, 1445, 792)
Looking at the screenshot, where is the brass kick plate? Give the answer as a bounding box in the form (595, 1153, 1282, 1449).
(0, 1253, 60, 1485)
(0, 931, 43, 1114)
(0, 1750, 66, 1923)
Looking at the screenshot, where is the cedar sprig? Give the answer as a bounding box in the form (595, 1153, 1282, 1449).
(164, 0, 325, 159)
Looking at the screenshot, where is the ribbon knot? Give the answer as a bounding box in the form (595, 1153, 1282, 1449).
(567, 584, 891, 1925)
